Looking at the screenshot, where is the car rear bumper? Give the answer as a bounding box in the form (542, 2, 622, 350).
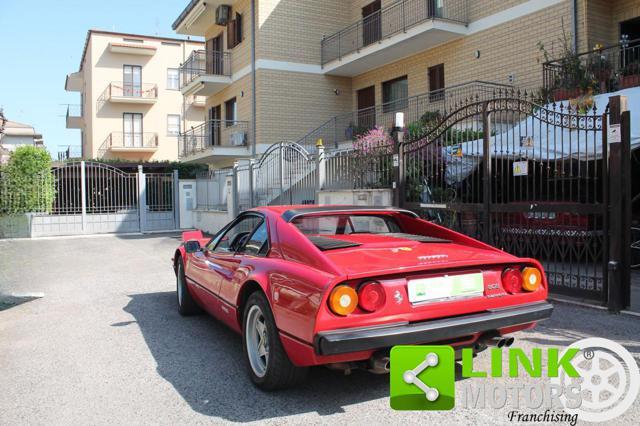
(314, 301, 553, 355)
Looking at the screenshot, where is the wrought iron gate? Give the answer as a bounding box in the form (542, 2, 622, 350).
(400, 91, 609, 303)
(31, 162, 177, 237)
(235, 142, 317, 211)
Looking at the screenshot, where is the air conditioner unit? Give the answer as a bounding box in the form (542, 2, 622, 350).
(229, 131, 246, 146)
(216, 5, 231, 25)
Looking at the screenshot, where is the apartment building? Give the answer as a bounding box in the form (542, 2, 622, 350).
(64, 30, 205, 161)
(0, 117, 44, 164)
(173, 0, 640, 165)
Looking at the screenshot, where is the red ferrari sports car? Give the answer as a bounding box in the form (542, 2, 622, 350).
(172, 205, 552, 390)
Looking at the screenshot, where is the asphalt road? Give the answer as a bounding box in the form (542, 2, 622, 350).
(0, 234, 639, 425)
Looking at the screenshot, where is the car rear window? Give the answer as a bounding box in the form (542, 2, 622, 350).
(291, 214, 401, 235)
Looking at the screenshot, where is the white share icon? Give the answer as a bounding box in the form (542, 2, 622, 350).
(402, 352, 440, 401)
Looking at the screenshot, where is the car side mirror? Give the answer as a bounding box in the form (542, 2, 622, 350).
(184, 240, 202, 254)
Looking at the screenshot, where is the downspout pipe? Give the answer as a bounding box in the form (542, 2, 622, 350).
(572, 0, 578, 52)
(251, 0, 257, 156)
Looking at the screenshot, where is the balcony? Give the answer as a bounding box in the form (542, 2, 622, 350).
(100, 132, 158, 154)
(179, 50, 232, 96)
(173, 0, 239, 36)
(65, 70, 83, 92)
(185, 94, 207, 108)
(543, 38, 640, 101)
(65, 104, 84, 129)
(321, 0, 468, 76)
(57, 145, 82, 161)
(179, 120, 250, 162)
(101, 82, 158, 104)
(108, 41, 157, 56)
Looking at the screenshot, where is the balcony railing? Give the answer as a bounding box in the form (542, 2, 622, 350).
(104, 82, 158, 99)
(179, 120, 249, 158)
(101, 132, 158, 152)
(57, 145, 82, 161)
(543, 38, 640, 101)
(66, 104, 82, 118)
(185, 95, 207, 107)
(295, 80, 511, 152)
(179, 50, 232, 88)
(321, 0, 468, 65)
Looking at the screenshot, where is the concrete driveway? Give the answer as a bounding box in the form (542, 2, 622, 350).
(0, 234, 639, 425)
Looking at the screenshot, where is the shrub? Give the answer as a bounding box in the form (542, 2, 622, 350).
(0, 146, 55, 214)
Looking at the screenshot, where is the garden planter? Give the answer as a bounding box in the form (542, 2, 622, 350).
(619, 74, 640, 89)
(461, 211, 478, 236)
(552, 88, 583, 102)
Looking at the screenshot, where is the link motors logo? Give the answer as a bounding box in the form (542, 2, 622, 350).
(550, 337, 640, 422)
(390, 338, 640, 422)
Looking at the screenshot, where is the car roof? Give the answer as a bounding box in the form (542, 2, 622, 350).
(248, 205, 418, 222)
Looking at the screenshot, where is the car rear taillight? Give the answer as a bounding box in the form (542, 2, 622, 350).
(521, 267, 542, 292)
(328, 285, 358, 316)
(357, 281, 386, 312)
(502, 268, 523, 294)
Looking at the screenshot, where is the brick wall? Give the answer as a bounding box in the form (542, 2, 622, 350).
(255, 69, 352, 145)
(257, 0, 353, 64)
(205, 0, 253, 73)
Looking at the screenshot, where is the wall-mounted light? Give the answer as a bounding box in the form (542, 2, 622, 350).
(474, 50, 481, 59)
(241, 90, 244, 97)
(334, 88, 341, 96)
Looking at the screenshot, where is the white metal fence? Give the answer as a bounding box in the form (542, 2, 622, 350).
(0, 161, 179, 238)
(189, 141, 395, 216)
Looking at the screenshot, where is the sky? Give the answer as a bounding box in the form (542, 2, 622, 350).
(0, 0, 199, 157)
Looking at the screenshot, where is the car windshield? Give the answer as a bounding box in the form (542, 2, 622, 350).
(292, 214, 401, 235)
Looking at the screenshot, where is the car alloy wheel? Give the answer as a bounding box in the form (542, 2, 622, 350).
(245, 305, 269, 378)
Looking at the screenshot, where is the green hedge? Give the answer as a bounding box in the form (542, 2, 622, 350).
(0, 146, 55, 214)
(82, 158, 208, 179)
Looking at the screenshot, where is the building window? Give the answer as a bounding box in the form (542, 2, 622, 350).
(167, 114, 181, 136)
(227, 12, 243, 49)
(382, 76, 408, 113)
(167, 68, 179, 90)
(225, 97, 237, 126)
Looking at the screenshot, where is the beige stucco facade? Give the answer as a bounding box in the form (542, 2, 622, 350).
(172, 0, 640, 165)
(65, 30, 204, 161)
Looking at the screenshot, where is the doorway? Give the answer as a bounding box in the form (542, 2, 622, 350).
(428, 63, 445, 102)
(208, 105, 222, 146)
(362, 1, 381, 47)
(123, 65, 142, 97)
(357, 85, 376, 130)
(206, 34, 224, 75)
(123, 113, 143, 147)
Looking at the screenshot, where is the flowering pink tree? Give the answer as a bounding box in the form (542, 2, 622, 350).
(351, 126, 395, 188)
(353, 126, 395, 155)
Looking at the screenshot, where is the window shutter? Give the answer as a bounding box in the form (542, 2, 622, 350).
(236, 13, 243, 44)
(227, 19, 236, 49)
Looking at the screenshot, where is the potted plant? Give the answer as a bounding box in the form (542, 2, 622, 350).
(538, 28, 595, 102)
(619, 61, 640, 89)
(587, 44, 612, 93)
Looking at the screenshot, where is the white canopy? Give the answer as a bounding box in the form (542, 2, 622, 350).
(445, 87, 640, 184)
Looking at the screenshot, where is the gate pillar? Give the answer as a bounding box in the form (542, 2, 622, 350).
(80, 161, 87, 233)
(607, 95, 631, 312)
(138, 165, 147, 233)
(173, 169, 180, 230)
